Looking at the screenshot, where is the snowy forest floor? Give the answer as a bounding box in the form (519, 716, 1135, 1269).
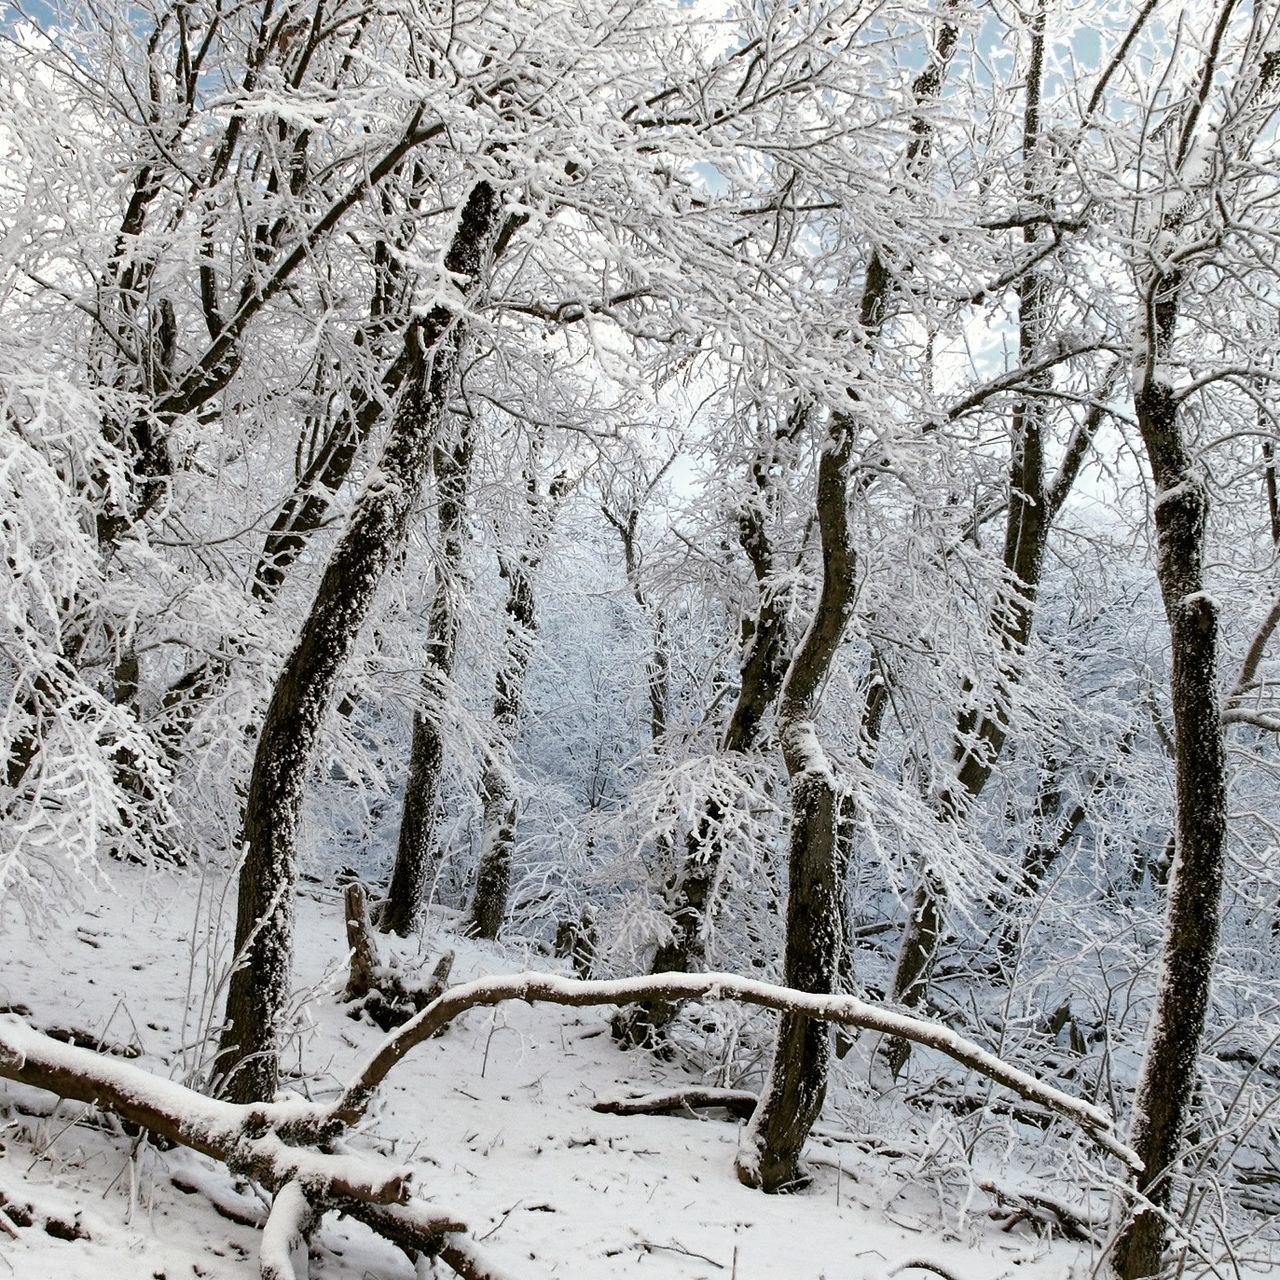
(0, 863, 1168, 1280)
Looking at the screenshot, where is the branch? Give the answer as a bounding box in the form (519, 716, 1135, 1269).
(1221, 706, 1280, 733)
(260, 1181, 314, 1280)
(944, 344, 1115, 424)
(1046, 358, 1125, 516)
(593, 1088, 758, 1121)
(0, 1015, 477, 1275)
(330, 972, 1139, 1167)
(1225, 592, 1280, 711)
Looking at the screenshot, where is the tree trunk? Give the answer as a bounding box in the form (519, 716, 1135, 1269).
(1111, 17, 1269, 1247)
(1113, 379, 1227, 1279)
(465, 470, 571, 939)
(216, 182, 501, 1103)
(738, 13, 960, 1178)
(380, 424, 473, 936)
(738, 769, 843, 1190)
(736, 410, 856, 1192)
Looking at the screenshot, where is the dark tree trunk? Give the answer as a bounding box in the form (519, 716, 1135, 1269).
(1112, 17, 1269, 1251)
(1113, 358, 1227, 1280)
(160, 259, 418, 749)
(380, 424, 473, 936)
(739, 15, 959, 1179)
(736, 409, 857, 1192)
(215, 182, 501, 1104)
(740, 770, 843, 1190)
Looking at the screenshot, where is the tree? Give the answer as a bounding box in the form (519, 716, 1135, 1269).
(467, 462, 574, 939)
(217, 180, 505, 1102)
(1108, 7, 1279, 1273)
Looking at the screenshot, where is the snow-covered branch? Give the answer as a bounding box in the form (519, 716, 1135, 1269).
(330, 971, 1140, 1168)
(0, 1014, 481, 1278)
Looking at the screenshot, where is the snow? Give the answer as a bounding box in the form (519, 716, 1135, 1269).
(0, 864, 1127, 1279)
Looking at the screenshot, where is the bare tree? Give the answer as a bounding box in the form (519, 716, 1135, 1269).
(467, 466, 575, 939)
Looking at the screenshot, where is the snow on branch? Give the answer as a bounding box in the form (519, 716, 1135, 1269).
(331, 972, 1140, 1168)
(0, 1014, 478, 1278)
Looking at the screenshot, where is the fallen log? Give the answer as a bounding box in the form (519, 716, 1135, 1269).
(592, 1087, 758, 1121)
(0, 1013, 484, 1278)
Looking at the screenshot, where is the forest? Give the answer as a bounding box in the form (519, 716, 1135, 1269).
(1, 0, 1278, 1277)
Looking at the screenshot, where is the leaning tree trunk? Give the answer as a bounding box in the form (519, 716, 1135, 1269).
(466, 471, 571, 940)
(159, 226, 420, 751)
(380, 423, 473, 936)
(216, 182, 501, 1104)
(737, 16, 960, 1184)
(734, 408, 856, 1192)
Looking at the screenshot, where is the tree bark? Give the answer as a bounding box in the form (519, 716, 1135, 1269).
(381, 423, 473, 935)
(216, 181, 502, 1104)
(1112, 10, 1269, 1254)
(735, 408, 856, 1192)
(737, 11, 960, 1180)
(1113, 365, 1227, 1280)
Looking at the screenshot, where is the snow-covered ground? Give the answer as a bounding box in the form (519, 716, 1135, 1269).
(1, 864, 1127, 1279)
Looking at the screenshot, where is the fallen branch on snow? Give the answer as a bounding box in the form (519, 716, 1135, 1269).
(0, 964, 1139, 1279)
(330, 970, 1140, 1169)
(592, 1087, 758, 1121)
(0, 1014, 482, 1279)
(979, 1180, 1106, 1244)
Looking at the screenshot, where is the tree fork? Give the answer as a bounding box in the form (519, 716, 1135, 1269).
(217, 180, 503, 1104)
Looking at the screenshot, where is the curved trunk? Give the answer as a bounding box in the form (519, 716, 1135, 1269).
(890, 5, 1068, 1039)
(216, 182, 501, 1103)
(736, 414, 856, 1192)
